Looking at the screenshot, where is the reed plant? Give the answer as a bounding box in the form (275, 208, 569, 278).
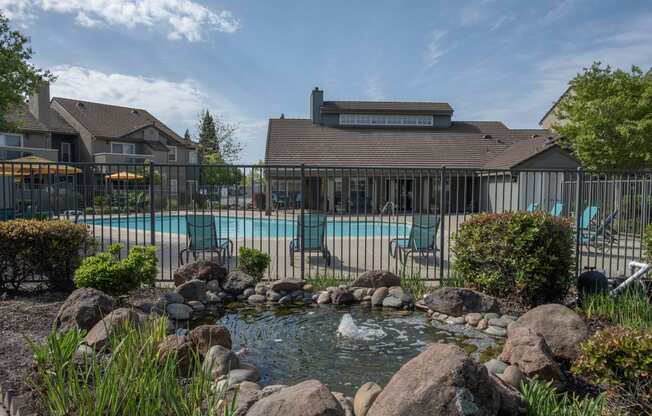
(580, 286, 652, 330)
(522, 379, 605, 416)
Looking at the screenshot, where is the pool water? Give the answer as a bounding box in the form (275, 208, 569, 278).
(217, 305, 499, 395)
(86, 214, 409, 238)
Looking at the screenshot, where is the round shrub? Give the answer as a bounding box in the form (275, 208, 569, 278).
(74, 243, 158, 295)
(452, 211, 574, 306)
(237, 246, 271, 280)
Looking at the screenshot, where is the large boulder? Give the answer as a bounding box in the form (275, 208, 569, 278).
(203, 345, 240, 379)
(367, 343, 521, 416)
(354, 382, 382, 416)
(175, 279, 207, 302)
(157, 334, 193, 375)
(270, 279, 305, 293)
(351, 271, 400, 289)
(222, 271, 256, 295)
(331, 288, 355, 305)
(500, 328, 565, 385)
(55, 288, 115, 332)
(188, 324, 232, 355)
(84, 308, 140, 350)
(423, 287, 500, 316)
(173, 260, 228, 287)
(218, 381, 262, 416)
(246, 379, 344, 416)
(508, 304, 588, 361)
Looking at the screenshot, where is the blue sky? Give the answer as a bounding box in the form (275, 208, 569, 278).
(2, 0, 652, 163)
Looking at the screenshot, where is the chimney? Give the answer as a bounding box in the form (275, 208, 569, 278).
(28, 81, 51, 127)
(310, 87, 323, 124)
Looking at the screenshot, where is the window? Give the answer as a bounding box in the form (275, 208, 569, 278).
(188, 150, 198, 164)
(168, 145, 177, 162)
(170, 179, 178, 195)
(60, 142, 71, 162)
(0, 133, 23, 147)
(186, 180, 198, 194)
(339, 114, 434, 127)
(111, 142, 136, 154)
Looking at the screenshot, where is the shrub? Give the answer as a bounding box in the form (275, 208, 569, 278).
(0, 219, 93, 291)
(452, 211, 574, 306)
(237, 247, 271, 279)
(522, 379, 605, 416)
(74, 243, 158, 295)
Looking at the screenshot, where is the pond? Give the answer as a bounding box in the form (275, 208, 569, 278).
(217, 304, 500, 396)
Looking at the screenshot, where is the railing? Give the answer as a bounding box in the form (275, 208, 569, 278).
(0, 145, 59, 161)
(1, 161, 651, 283)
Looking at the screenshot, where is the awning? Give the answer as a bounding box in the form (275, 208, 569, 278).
(1, 155, 81, 175)
(105, 171, 144, 181)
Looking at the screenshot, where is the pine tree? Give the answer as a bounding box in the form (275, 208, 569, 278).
(195, 109, 243, 162)
(197, 110, 218, 158)
(183, 129, 191, 142)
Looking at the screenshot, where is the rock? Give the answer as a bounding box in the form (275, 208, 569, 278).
(157, 335, 192, 375)
(464, 312, 483, 326)
(261, 385, 287, 397)
(498, 365, 523, 390)
(55, 288, 115, 332)
(207, 279, 222, 292)
(484, 358, 508, 375)
(267, 290, 282, 302)
(367, 343, 506, 416)
(423, 287, 500, 316)
(490, 374, 527, 415)
(447, 316, 467, 325)
(188, 324, 232, 355)
(331, 288, 355, 305)
(290, 290, 304, 300)
(351, 270, 400, 288)
(173, 260, 228, 286)
(176, 279, 207, 302)
(248, 294, 266, 304)
(486, 326, 507, 337)
(332, 392, 354, 416)
(159, 292, 185, 306)
(243, 288, 255, 298)
(371, 287, 388, 307)
(73, 344, 96, 363)
(353, 288, 368, 301)
(227, 367, 260, 386)
(270, 279, 305, 293)
(317, 291, 332, 304)
(222, 271, 256, 295)
(354, 382, 382, 416)
(246, 380, 344, 416)
(388, 286, 413, 304)
(203, 345, 240, 379)
(85, 308, 140, 350)
(488, 318, 509, 328)
(166, 303, 193, 320)
(484, 313, 500, 320)
(303, 284, 313, 292)
(508, 304, 588, 361)
(502, 315, 518, 322)
(278, 295, 293, 306)
(500, 328, 565, 385)
(205, 291, 221, 304)
(382, 296, 403, 308)
(223, 381, 261, 416)
(255, 283, 268, 295)
(188, 300, 205, 312)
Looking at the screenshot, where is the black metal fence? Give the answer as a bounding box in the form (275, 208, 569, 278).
(1, 161, 651, 283)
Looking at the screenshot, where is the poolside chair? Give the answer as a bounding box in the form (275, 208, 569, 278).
(549, 202, 564, 216)
(0, 208, 15, 221)
(526, 202, 541, 212)
(179, 215, 233, 265)
(389, 215, 440, 265)
(581, 209, 619, 245)
(578, 206, 599, 232)
(289, 213, 330, 267)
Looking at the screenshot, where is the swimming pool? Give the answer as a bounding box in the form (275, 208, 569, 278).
(86, 214, 410, 239)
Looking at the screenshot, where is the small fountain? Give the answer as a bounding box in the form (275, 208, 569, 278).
(336, 313, 386, 340)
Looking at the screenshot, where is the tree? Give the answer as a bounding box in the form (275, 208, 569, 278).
(554, 62, 652, 170)
(196, 109, 243, 162)
(183, 129, 191, 141)
(0, 13, 55, 131)
(202, 153, 243, 187)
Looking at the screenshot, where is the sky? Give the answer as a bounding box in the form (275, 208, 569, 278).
(2, 0, 652, 163)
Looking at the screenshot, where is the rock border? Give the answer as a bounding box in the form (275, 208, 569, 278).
(0, 383, 35, 416)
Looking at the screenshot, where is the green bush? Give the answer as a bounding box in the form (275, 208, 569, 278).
(580, 286, 652, 330)
(0, 219, 93, 291)
(237, 247, 271, 279)
(74, 243, 158, 295)
(522, 379, 605, 416)
(452, 212, 574, 306)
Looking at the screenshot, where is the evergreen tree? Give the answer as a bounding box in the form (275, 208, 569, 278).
(195, 109, 243, 162)
(183, 129, 191, 142)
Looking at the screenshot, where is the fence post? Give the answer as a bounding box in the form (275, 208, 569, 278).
(300, 164, 306, 280)
(574, 167, 583, 277)
(149, 162, 156, 246)
(439, 167, 446, 282)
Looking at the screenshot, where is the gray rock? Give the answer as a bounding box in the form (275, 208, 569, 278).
(317, 291, 332, 304)
(173, 260, 228, 286)
(205, 291, 221, 304)
(188, 324, 232, 354)
(290, 290, 304, 300)
(353, 288, 368, 301)
(166, 303, 193, 320)
(203, 345, 240, 379)
(332, 392, 354, 416)
(371, 287, 388, 307)
(261, 385, 287, 397)
(221, 381, 261, 416)
(157, 334, 193, 376)
(278, 295, 294, 306)
(188, 300, 205, 312)
(486, 326, 507, 337)
(227, 366, 260, 386)
(331, 288, 355, 305)
(162, 291, 186, 305)
(246, 380, 344, 416)
(464, 312, 483, 326)
(223, 271, 256, 295)
(423, 287, 500, 316)
(484, 312, 501, 320)
(488, 318, 509, 328)
(351, 270, 400, 288)
(270, 279, 305, 293)
(354, 382, 382, 416)
(447, 316, 467, 325)
(388, 286, 413, 304)
(176, 279, 207, 302)
(84, 308, 140, 350)
(55, 288, 115, 332)
(498, 365, 523, 389)
(484, 358, 508, 375)
(255, 283, 268, 295)
(206, 279, 222, 292)
(382, 296, 403, 308)
(500, 328, 566, 386)
(266, 290, 282, 302)
(502, 315, 518, 322)
(248, 294, 266, 304)
(243, 288, 255, 298)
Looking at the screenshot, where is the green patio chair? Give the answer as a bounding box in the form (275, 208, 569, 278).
(179, 214, 233, 265)
(526, 202, 540, 212)
(289, 213, 330, 266)
(550, 202, 563, 216)
(578, 206, 599, 232)
(389, 215, 440, 264)
(581, 209, 618, 245)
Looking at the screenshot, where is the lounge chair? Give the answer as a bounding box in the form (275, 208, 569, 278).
(549, 202, 563, 216)
(526, 202, 540, 212)
(179, 214, 233, 265)
(578, 206, 599, 232)
(289, 213, 330, 267)
(581, 209, 619, 245)
(389, 215, 440, 264)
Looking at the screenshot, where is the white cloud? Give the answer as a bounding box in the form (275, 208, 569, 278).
(0, 0, 239, 41)
(424, 30, 448, 68)
(543, 0, 582, 23)
(51, 65, 266, 162)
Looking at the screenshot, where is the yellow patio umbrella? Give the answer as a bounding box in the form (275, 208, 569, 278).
(1, 155, 81, 175)
(105, 171, 144, 181)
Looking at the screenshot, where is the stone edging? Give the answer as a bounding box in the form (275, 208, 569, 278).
(0, 383, 34, 416)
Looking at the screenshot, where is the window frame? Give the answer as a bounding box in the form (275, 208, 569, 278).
(168, 145, 178, 162)
(60, 142, 72, 162)
(339, 114, 434, 127)
(0, 132, 24, 147)
(110, 141, 136, 155)
(188, 150, 198, 164)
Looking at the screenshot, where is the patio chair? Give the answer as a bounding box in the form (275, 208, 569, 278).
(549, 202, 564, 216)
(289, 213, 330, 267)
(389, 215, 440, 265)
(578, 206, 599, 232)
(581, 209, 619, 245)
(526, 202, 541, 212)
(179, 214, 233, 265)
(0, 208, 15, 221)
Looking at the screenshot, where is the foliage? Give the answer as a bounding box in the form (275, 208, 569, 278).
(0, 219, 93, 291)
(554, 62, 652, 170)
(196, 109, 243, 162)
(644, 223, 652, 264)
(580, 286, 652, 330)
(521, 379, 605, 416)
(29, 317, 236, 416)
(306, 274, 349, 291)
(237, 247, 271, 280)
(452, 212, 574, 306)
(74, 243, 157, 295)
(400, 274, 428, 300)
(0, 12, 55, 131)
(202, 153, 244, 187)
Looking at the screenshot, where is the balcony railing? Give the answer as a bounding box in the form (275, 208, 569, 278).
(94, 153, 154, 165)
(0, 145, 59, 161)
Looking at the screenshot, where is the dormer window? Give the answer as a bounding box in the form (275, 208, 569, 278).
(339, 114, 434, 127)
(168, 145, 177, 162)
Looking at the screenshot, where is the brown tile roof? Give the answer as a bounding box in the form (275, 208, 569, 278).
(321, 101, 453, 115)
(53, 97, 195, 148)
(5, 103, 77, 135)
(264, 118, 559, 169)
(48, 110, 78, 134)
(482, 132, 564, 169)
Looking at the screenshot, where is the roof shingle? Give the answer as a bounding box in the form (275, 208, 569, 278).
(320, 101, 453, 115)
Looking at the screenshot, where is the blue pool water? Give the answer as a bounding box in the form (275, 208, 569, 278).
(86, 215, 410, 238)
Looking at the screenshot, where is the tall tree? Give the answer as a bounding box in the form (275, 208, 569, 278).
(196, 109, 243, 162)
(0, 13, 55, 131)
(183, 128, 191, 142)
(554, 62, 652, 170)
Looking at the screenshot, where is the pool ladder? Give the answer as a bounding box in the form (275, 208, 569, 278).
(380, 201, 396, 217)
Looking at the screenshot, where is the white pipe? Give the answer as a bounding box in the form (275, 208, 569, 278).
(610, 261, 650, 296)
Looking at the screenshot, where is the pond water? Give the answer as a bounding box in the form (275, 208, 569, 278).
(217, 305, 499, 396)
